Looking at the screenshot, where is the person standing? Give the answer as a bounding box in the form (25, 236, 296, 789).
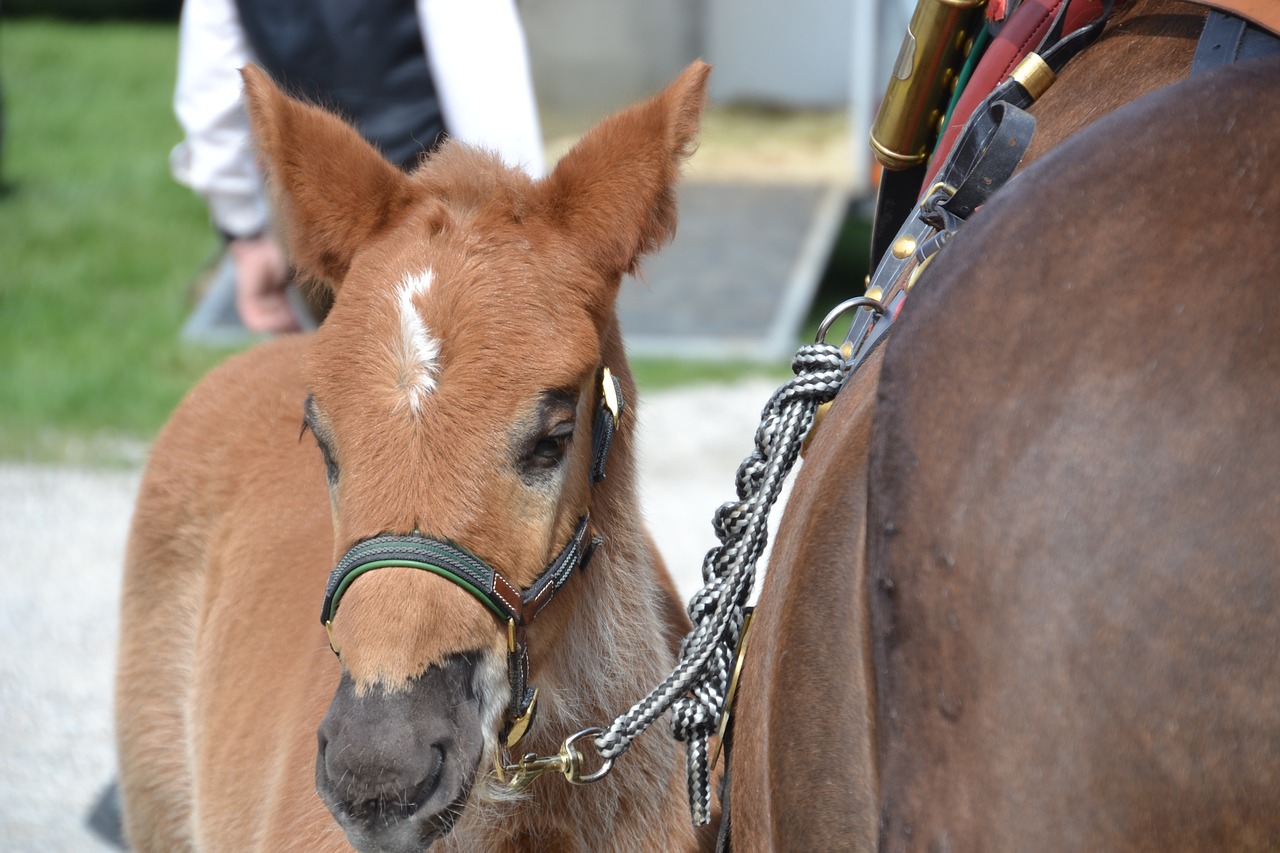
(171, 0, 545, 332)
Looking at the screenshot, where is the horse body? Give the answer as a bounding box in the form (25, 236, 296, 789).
(732, 10, 1280, 850)
(117, 63, 713, 852)
(870, 59, 1280, 850)
(118, 336, 363, 850)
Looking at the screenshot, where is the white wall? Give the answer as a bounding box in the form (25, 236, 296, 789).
(705, 0, 853, 107)
(520, 0, 870, 111)
(520, 0, 701, 112)
(520, 0, 914, 194)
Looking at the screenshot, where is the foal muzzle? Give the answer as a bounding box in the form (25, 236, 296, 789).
(319, 367, 624, 746)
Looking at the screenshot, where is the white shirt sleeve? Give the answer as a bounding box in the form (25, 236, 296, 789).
(418, 0, 547, 178)
(169, 0, 270, 237)
(170, 0, 546, 235)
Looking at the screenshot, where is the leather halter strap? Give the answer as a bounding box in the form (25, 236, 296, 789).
(321, 515, 594, 639)
(319, 367, 625, 745)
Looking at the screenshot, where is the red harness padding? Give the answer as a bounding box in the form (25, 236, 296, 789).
(926, 0, 1280, 191)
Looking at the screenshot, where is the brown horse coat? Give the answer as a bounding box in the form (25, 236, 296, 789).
(1023, 0, 1206, 165)
(117, 63, 715, 852)
(732, 46, 1280, 853)
(870, 57, 1280, 850)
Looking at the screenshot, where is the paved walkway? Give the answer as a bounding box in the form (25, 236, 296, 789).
(619, 180, 848, 360)
(0, 378, 791, 851)
(183, 178, 847, 362)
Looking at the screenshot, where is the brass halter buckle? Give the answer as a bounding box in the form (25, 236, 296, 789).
(492, 727, 614, 792)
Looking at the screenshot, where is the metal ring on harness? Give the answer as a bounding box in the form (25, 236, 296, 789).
(815, 296, 888, 345)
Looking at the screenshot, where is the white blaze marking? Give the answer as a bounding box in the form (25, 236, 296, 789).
(396, 269, 440, 413)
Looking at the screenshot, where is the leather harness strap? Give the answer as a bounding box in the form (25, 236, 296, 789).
(1193, 7, 1280, 69)
(1196, 0, 1280, 36)
(872, 0, 1114, 266)
(930, 0, 1280, 193)
(925, 0, 1115, 190)
(320, 367, 624, 746)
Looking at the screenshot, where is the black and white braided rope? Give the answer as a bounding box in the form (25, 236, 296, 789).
(593, 342, 850, 825)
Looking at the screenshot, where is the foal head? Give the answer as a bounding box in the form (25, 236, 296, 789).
(242, 62, 708, 851)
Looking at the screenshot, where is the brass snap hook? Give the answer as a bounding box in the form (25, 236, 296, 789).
(493, 727, 613, 791)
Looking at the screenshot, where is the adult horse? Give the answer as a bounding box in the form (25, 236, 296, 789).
(731, 16, 1280, 853)
(116, 63, 716, 851)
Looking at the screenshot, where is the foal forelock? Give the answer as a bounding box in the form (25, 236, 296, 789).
(393, 269, 440, 414)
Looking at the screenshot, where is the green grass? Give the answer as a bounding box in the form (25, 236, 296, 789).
(0, 20, 231, 461)
(0, 19, 869, 463)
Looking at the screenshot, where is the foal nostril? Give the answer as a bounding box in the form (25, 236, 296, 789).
(323, 742, 446, 804)
(417, 743, 447, 810)
(403, 743, 447, 817)
(341, 744, 445, 822)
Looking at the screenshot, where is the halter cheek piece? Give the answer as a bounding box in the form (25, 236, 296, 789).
(319, 367, 625, 748)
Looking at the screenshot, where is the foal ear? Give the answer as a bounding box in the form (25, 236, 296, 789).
(240, 64, 414, 290)
(542, 60, 710, 284)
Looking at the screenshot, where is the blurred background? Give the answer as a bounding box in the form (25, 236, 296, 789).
(0, 0, 910, 848)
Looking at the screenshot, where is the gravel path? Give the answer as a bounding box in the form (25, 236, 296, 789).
(0, 378, 788, 851)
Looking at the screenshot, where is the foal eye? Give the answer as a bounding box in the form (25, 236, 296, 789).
(531, 437, 565, 462)
(526, 421, 575, 470)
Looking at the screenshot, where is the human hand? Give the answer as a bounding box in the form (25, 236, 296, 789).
(227, 235, 302, 333)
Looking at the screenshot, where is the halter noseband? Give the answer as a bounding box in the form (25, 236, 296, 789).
(319, 367, 625, 747)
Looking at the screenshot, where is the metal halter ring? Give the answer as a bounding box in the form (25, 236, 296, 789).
(565, 727, 614, 784)
(815, 296, 888, 344)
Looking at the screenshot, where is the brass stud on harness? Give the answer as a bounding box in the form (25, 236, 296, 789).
(891, 235, 918, 259)
(907, 251, 939, 291)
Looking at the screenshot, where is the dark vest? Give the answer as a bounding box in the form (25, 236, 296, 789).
(234, 0, 447, 171)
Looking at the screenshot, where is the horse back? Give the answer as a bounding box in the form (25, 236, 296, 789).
(117, 335, 341, 849)
(869, 59, 1280, 850)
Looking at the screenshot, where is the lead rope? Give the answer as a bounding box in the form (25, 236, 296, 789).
(592, 342, 851, 824)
